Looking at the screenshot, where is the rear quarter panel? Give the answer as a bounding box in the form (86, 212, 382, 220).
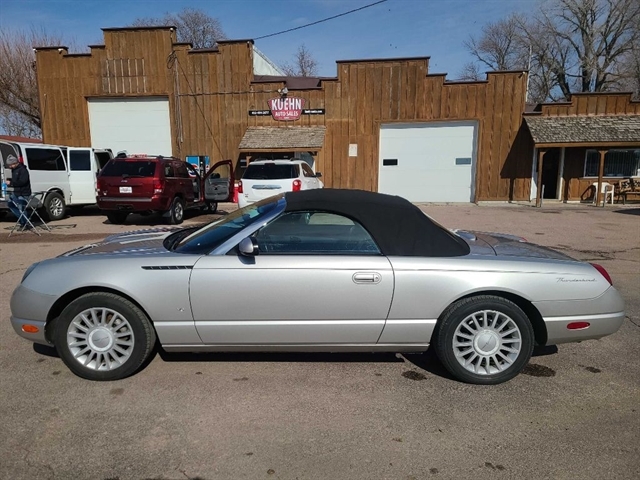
(387, 255, 612, 322)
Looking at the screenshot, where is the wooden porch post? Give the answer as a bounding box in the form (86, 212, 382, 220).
(535, 149, 547, 207)
(596, 149, 607, 206)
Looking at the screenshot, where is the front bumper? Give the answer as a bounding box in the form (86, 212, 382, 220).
(11, 317, 49, 345)
(10, 284, 58, 346)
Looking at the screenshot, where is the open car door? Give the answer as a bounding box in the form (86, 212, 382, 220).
(203, 159, 234, 203)
(67, 147, 98, 205)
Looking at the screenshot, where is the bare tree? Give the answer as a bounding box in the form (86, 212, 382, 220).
(458, 62, 484, 81)
(281, 44, 319, 77)
(464, 14, 530, 71)
(461, 0, 640, 101)
(130, 8, 225, 48)
(0, 28, 67, 137)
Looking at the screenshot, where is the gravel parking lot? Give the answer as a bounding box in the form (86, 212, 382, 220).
(1, 203, 639, 480)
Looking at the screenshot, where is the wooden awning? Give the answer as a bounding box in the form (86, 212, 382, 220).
(524, 115, 640, 148)
(239, 126, 326, 152)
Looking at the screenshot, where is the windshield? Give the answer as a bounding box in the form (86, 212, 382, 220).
(173, 196, 283, 254)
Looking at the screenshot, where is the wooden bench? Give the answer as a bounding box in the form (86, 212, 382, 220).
(615, 178, 640, 204)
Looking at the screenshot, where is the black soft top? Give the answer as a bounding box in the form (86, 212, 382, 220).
(284, 189, 470, 257)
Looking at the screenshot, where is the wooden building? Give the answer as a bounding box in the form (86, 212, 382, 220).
(34, 26, 639, 203)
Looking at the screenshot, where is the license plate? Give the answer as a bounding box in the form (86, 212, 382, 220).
(119, 186, 132, 194)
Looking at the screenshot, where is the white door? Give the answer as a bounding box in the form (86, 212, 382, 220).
(87, 97, 172, 157)
(67, 147, 97, 205)
(378, 122, 477, 202)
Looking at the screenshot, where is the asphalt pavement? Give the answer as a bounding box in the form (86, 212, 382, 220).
(0, 202, 638, 480)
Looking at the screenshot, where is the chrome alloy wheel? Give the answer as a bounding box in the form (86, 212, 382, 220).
(66, 308, 135, 371)
(175, 202, 184, 221)
(49, 197, 64, 217)
(452, 310, 522, 375)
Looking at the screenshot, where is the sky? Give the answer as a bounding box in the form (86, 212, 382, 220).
(0, 0, 538, 79)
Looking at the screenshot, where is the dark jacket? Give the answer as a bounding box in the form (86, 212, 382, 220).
(11, 163, 31, 197)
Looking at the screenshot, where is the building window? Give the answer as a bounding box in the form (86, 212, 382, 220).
(584, 149, 640, 177)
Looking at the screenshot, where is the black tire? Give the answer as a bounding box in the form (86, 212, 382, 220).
(205, 201, 218, 213)
(44, 191, 66, 221)
(52, 292, 156, 381)
(433, 295, 534, 385)
(0, 210, 7, 219)
(106, 211, 128, 224)
(168, 197, 184, 224)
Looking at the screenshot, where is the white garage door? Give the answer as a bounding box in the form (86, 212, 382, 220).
(88, 97, 172, 157)
(378, 122, 477, 202)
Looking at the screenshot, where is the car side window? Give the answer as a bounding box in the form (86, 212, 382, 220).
(69, 150, 92, 171)
(25, 148, 66, 171)
(164, 164, 175, 178)
(176, 162, 191, 178)
(301, 164, 314, 177)
(255, 211, 381, 255)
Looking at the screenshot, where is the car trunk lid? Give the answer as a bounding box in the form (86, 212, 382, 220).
(455, 230, 576, 261)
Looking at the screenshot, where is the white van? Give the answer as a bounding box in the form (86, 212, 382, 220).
(0, 141, 113, 221)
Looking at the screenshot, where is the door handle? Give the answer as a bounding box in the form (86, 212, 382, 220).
(353, 272, 382, 284)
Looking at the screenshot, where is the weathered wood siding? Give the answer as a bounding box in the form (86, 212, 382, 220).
(539, 93, 640, 116)
(36, 27, 532, 201)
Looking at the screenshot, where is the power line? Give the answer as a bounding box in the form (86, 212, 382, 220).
(254, 0, 389, 40)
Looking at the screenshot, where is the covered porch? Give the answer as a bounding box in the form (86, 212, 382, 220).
(524, 115, 640, 206)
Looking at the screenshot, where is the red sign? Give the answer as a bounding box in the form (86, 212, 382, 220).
(268, 97, 305, 121)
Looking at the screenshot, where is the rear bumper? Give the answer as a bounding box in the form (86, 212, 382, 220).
(97, 195, 171, 211)
(544, 311, 625, 344)
(535, 286, 625, 344)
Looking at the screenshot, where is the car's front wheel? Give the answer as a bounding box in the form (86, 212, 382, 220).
(433, 295, 534, 385)
(168, 197, 184, 224)
(53, 292, 156, 381)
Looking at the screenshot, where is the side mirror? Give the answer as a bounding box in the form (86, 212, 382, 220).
(315, 172, 322, 178)
(238, 236, 259, 256)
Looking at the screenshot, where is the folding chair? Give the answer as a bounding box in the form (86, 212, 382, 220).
(9, 191, 52, 237)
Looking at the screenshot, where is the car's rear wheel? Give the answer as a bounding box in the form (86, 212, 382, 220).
(204, 201, 218, 213)
(168, 197, 184, 224)
(44, 192, 66, 221)
(106, 211, 128, 224)
(433, 295, 534, 385)
(53, 292, 156, 381)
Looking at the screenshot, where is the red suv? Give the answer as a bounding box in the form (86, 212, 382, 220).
(97, 155, 233, 224)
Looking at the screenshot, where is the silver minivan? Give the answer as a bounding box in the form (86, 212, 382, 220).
(0, 141, 112, 221)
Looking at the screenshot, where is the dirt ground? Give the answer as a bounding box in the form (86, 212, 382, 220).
(0, 202, 638, 480)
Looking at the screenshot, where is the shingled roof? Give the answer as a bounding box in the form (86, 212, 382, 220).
(239, 126, 326, 150)
(524, 115, 640, 145)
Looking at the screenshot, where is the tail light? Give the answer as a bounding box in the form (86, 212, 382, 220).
(18, 155, 24, 164)
(96, 178, 104, 194)
(590, 263, 612, 285)
(237, 180, 243, 194)
(154, 179, 164, 194)
(292, 179, 302, 192)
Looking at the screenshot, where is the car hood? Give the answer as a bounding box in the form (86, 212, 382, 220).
(454, 230, 576, 261)
(61, 227, 182, 256)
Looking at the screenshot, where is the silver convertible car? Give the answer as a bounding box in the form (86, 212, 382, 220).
(11, 189, 624, 384)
